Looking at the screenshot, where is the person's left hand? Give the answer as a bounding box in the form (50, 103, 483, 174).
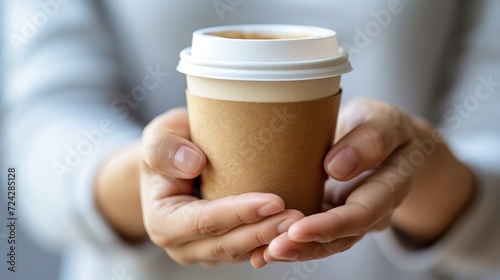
(250, 98, 425, 267)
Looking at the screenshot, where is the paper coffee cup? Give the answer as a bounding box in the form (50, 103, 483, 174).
(178, 25, 351, 215)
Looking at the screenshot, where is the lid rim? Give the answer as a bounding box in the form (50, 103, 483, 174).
(177, 62, 352, 81)
(180, 47, 350, 66)
(178, 48, 352, 81)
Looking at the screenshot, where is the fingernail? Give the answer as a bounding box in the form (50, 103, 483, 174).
(277, 219, 296, 234)
(289, 231, 320, 242)
(251, 257, 268, 270)
(174, 146, 202, 174)
(327, 147, 357, 178)
(274, 250, 301, 261)
(258, 202, 283, 217)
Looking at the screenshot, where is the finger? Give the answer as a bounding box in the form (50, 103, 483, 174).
(369, 214, 392, 232)
(290, 146, 414, 243)
(142, 108, 206, 179)
(250, 246, 268, 269)
(264, 233, 363, 262)
(150, 193, 287, 247)
(169, 210, 303, 264)
(323, 170, 374, 208)
(325, 99, 413, 181)
(140, 161, 200, 244)
(201, 255, 250, 267)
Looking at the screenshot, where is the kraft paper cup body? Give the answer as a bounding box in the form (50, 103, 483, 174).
(178, 25, 351, 215)
(186, 77, 341, 215)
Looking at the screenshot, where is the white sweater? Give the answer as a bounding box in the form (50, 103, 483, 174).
(2, 1, 500, 279)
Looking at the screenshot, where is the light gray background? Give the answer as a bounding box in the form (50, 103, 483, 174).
(1, 2, 500, 280)
(1, 4, 60, 280)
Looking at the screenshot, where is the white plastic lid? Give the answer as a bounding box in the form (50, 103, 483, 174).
(177, 25, 352, 81)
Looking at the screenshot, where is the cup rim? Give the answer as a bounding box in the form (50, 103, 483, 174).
(195, 24, 336, 42)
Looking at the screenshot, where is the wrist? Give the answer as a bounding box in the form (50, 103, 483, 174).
(392, 121, 476, 245)
(94, 142, 147, 242)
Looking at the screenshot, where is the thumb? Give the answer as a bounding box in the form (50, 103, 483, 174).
(142, 108, 206, 179)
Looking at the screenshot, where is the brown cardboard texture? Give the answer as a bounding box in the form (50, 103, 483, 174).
(186, 91, 341, 216)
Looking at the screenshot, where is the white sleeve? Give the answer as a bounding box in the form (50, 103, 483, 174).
(1, 0, 161, 259)
(374, 0, 500, 275)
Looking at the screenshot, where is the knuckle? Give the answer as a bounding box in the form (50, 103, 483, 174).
(383, 105, 413, 142)
(252, 230, 268, 246)
(237, 252, 252, 262)
(211, 240, 228, 259)
(142, 134, 167, 170)
(324, 211, 345, 241)
(349, 201, 374, 236)
(386, 106, 408, 131)
(388, 107, 404, 128)
(195, 214, 224, 237)
(312, 245, 328, 260)
(312, 244, 340, 260)
(210, 238, 240, 260)
(231, 196, 254, 224)
(144, 209, 180, 248)
(364, 126, 392, 159)
(147, 228, 175, 248)
(149, 236, 170, 250)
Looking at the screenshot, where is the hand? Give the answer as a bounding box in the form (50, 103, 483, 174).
(258, 98, 475, 265)
(140, 108, 304, 267)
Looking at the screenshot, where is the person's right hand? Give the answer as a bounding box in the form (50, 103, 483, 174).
(140, 108, 304, 267)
